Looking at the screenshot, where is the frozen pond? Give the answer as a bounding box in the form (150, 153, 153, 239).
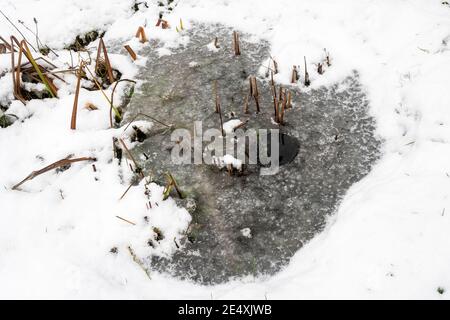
(126, 23, 380, 284)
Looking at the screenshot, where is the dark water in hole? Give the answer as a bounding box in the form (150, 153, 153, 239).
(263, 133, 300, 166)
(126, 23, 381, 284)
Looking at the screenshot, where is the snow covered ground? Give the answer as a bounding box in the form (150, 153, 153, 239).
(1, 0, 450, 299)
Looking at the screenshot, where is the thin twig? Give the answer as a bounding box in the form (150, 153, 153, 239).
(128, 246, 151, 279)
(123, 112, 172, 131)
(116, 215, 136, 225)
(0, 9, 37, 52)
(119, 138, 144, 178)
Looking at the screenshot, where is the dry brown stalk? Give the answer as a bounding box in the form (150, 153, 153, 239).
(291, 65, 299, 83)
(70, 62, 84, 130)
(0, 36, 14, 52)
(249, 76, 260, 113)
(10, 36, 57, 103)
(119, 181, 134, 200)
(317, 62, 324, 75)
(135, 26, 148, 43)
(233, 31, 241, 55)
(116, 215, 136, 225)
(124, 45, 137, 61)
(214, 37, 219, 48)
(324, 49, 331, 66)
(119, 138, 144, 178)
(272, 84, 278, 122)
(279, 89, 287, 124)
(304, 56, 310, 86)
(243, 94, 249, 114)
(287, 90, 292, 109)
(156, 19, 170, 29)
(12, 156, 96, 190)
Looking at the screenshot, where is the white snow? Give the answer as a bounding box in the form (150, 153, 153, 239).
(1, 0, 450, 299)
(222, 119, 243, 134)
(241, 228, 252, 239)
(223, 154, 243, 170)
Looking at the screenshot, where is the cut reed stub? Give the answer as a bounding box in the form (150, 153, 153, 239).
(304, 56, 311, 87)
(324, 48, 331, 66)
(291, 65, 299, 83)
(124, 45, 137, 61)
(286, 90, 293, 109)
(247, 76, 261, 113)
(156, 19, 170, 29)
(214, 37, 220, 49)
(233, 31, 241, 56)
(279, 88, 287, 124)
(135, 26, 148, 43)
(272, 84, 278, 122)
(317, 62, 324, 75)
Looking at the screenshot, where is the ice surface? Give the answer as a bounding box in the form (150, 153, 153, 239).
(127, 23, 380, 284)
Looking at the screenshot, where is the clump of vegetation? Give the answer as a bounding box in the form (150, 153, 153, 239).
(132, 1, 149, 12)
(66, 30, 105, 51)
(153, 227, 164, 242)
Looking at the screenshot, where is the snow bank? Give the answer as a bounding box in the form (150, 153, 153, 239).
(1, 0, 450, 299)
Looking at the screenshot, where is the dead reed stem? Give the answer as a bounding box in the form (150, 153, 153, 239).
(116, 215, 136, 225)
(10, 36, 57, 102)
(249, 76, 260, 113)
(70, 62, 84, 130)
(124, 45, 137, 61)
(12, 156, 96, 190)
(272, 85, 278, 122)
(119, 181, 134, 200)
(287, 90, 292, 108)
(304, 56, 310, 86)
(317, 63, 323, 75)
(135, 26, 148, 43)
(233, 31, 241, 56)
(119, 138, 144, 178)
(291, 65, 299, 83)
